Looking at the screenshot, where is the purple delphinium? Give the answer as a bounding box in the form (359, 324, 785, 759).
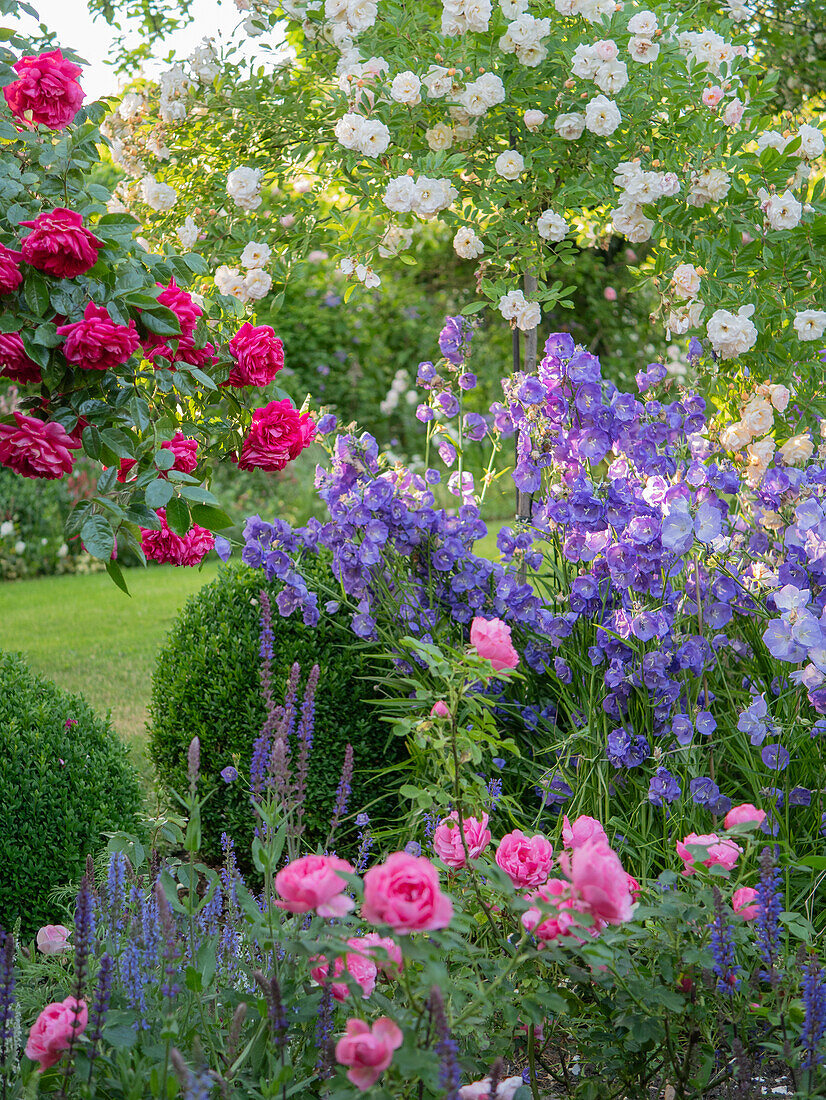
(255, 971, 289, 1049)
(293, 664, 320, 842)
(709, 887, 739, 994)
(354, 813, 373, 873)
(87, 952, 113, 1069)
(800, 953, 826, 1072)
(314, 984, 335, 1078)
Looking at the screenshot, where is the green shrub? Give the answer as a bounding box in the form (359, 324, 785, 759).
(148, 561, 404, 862)
(0, 652, 142, 935)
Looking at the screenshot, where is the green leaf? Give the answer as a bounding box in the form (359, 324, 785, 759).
(80, 515, 115, 560)
(165, 496, 191, 536)
(145, 478, 174, 510)
(23, 273, 50, 316)
(190, 503, 233, 531)
(141, 306, 182, 337)
(461, 301, 487, 315)
(106, 559, 131, 595)
(179, 485, 218, 505)
(154, 448, 175, 471)
(181, 252, 208, 274)
(82, 425, 102, 461)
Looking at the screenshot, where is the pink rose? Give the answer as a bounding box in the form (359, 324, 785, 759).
(724, 803, 766, 830)
(625, 872, 642, 901)
(470, 616, 519, 671)
(460, 1077, 525, 1100)
(57, 302, 140, 371)
(36, 925, 71, 955)
(362, 851, 453, 933)
(25, 997, 87, 1070)
(430, 701, 450, 718)
(676, 833, 742, 876)
(521, 878, 587, 942)
(0, 243, 23, 293)
(495, 829, 553, 888)
(0, 331, 42, 384)
(140, 508, 215, 567)
(4, 49, 84, 130)
(702, 85, 724, 107)
(117, 432, 198, 484)
(353, 933, 403, 977)
(20, 208, 102, 278)
(237, 399, 316, 472)
(274, 853, 354, 917)
(335, 1016, 403, 1091)
(226, 322, 285, 387)
(155, 279, 202, 337)
(432, 811, 491, 869)
(561, 814, 608, 850)
(311, 939, 378, 1000)
(0, 412, 80, 479)
(732, 887, 758, 920)
(560, 840, 634, 926)
(145, 333, 216, 370)
(603, 286, 617, 302)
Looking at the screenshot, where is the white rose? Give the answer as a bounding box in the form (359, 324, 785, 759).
(453, 225, 484, 259)
(797, 124, 825, 160)
(765, 383, 791, 412)
(464, 0, 492, 32)
(390, 71, 422, 105)
(383, 174, 417, 212)
(658, 172, 680, 197)
(355, 263, 381, 288)
(334, 112, 363, 149)
(537, 209, 568, 242)
(627, 9, 657, 34)
(594, 59, 628, 95)
(356, 118, 391, 156)
(571, 43, 600, 79)
(346, 0, 377, 32)
(0, 521, 13, 538)
(140, 174, 177, 212)
(742, 396, 774, 436)
(622, 170, 664, 204)
(412, 175, 457, 218)
(500, 0, 528, 14)
(523, 109, 546, 131)
(426, 122, 454, 151)
(241, 241, 271, 269)
(554, 112, 585, 140)
(584, 95, 621, 137)
(215, 265, 248, 300)
(453, 119, 478, 142)
(672, 263, 701, 299)
(118, 92, 143, 121)
(514, 42, 547, 67)
(475, 72, 505, 107)
(338, 257, 356, 275)
(667, 299, 704, 335)
(627, 36, 659, 63)
(514, 299, 541, 331)
(744, 438, 775, 485)
(498, 289, 525, 319)
(494, 149, 524, 179)
(687, 167, 730, 206)
(177, 216, 199, 250)
(706, 305, 758, 358)
(378, 225, 413, 257)
(764, 189, 802, 231)
(779, 433, 815, 466)
(422, 65, 454, 98)
(719, 420, 753, 451)
(594, 38, 619, 61)
(458, 82, 491, 117)
(244, 268, 273, 300)
(611, 203, 654, 243)
(793, 309, 826, 341)
(227, 166, 263, 210)
(756, 130, 788, 154)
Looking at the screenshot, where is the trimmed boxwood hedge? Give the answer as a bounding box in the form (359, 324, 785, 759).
(148, 561, 404, 862)
(0, 652, 142, 935)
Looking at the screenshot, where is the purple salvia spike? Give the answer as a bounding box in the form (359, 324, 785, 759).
(325, 743, 354, 850)
(0, 930, 15, 1075)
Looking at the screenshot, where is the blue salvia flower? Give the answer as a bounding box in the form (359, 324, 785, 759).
(293, 665, 319, 841)
(154, 882, 181, 1000)
(121, 936, 149, 1030)
(709, 887, 739, 994)
(800, 953, 826, 1072)
(486, 775, 503, 811)
(0, 929, 16, 1073)
(430, 987, 460, 1100)
(171, 1050, 215, 1099)
(197, 883, 223, 938)
(106, 852, 127, 938)
(87, 953, 113, 1066)
(326, 743, 354, 849)
(314, 984, 335, 1078)
(755, 847, 783, 985)
(250, 591, 278, 796)
(74, 872, 96, 994)
(354, 813, 373, 873)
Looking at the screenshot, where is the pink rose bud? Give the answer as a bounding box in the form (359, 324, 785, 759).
(25, 997, 88, 1070)
(732, 887, 758, 920)
(724, 803, 766, 830)
(362, 852, 453, 933)
(432, 811, 492, 869)
(335, 1016, 403, 1090)
(36, 925, 71, 955)
(676, 833, 742, 876)
(561, 814, 608, 850)
(279, 214, 296, 228)
(430, 700, 451, 718)
(470, 616, 519, 671)
(604, 286, 617, 301)
(274, 853, 355, 917)
(495, 829, 553, 887)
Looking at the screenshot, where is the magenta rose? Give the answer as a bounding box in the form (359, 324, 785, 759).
(561, 814, 608, 850)
(723, 803, 766, 830)
(495, 829, 553, 888)
(361, 851, 453, 933)
(432, 811, 491, 869)
(354, 933, 404, 978)
(237, 399, 316, 472)
(335, 1017, 403, 1091)
(676, 832, 742, 876)
(0, 331, 42, 383)
(4, 49, 84, 131)
(0, 242, 23, 293)
(311, 940, 378, 1001)
(117, 432, 198, 484)
(156, 279, 202, 335)
(25, 997, 87, 1071)
(140, 508, 214, 567)
(560, 839, 634, 927)
(20, 208, 102, 278)
(56, 302, 139, 371)
(226, 322, 285, 387)
(274, 853, 355, 917)
(145, 333, 217, 371)
(470, 616, 519, 671)
(0, 412, 80, 479)
(36, 925, 71, 955)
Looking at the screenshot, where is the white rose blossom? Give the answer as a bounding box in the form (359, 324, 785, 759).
(554, 112, 585, 140)
(141, 174, 177, 212)
(719, 420, 753, 451)
(390, 71, 422, 105)
(763, 189, 802, 231)
(412, 175, 458, 218)
(214, 264, 249, 300)
(672, 263, 701, 299)
(667, 299, 704, 335)
(244, 269, 273, 300)
(686, 167, 730, 206)
(494, 149, 524, 179)
(742, 396, 774, 436)
(453, 225, 485, 259)
(383, 174, 417, 212)
(797, 124, 825, 160)
(779, 433, 815, 466)
(706, 304, 758, 358)
(584, 95, 621, 137)
(523, 109, 546, 131)
(422, 65, 454, 98)
(594, 59, 628, 95)
(176, 216, 199, 250)
(537, 209, 568, 242)
(118, 92, 144, 121)
(499, 289, 540, 330)
(627, 37, 660, 63)
(426, 122, 454, 151)
(793, 309, 826, 341)
(378, 225, 413, 256)
(627, 9, 658, 34)
(241, 241, 272, 268)
(227, 166, 263, 211)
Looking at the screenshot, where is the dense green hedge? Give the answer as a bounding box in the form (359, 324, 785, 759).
(148, 562, 404, 861)
(0, 652, 142, 935)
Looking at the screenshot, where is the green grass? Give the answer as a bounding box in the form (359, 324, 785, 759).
(0, 563, 220, 758)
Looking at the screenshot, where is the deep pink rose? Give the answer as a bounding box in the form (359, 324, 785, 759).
(274, 853, 354, 917)
(0, 331, 41, 383)
(156, 279, 201, 336)
(20, 208, 102, 278)
(354, 933, 404, 977)
(362, 851, 453, 933)
(25, 997, 87, 1070)
(56, 302, 139, 371)
(521, 878, 587, 943)
(732, 887, 758, 920)
(495, 829, 553, 888)
(430, 701, 450, 718)
(311, 940, 377, 1001)
(0, 412, 80, 479)
(560, 840, 634, 926)
(237, 399, 316, 472)
(140, 508, 214, 567)
(676, 833, 742, 876)
(36, 925, 71, 955)
(335, 1016, 403, 1091)
(4, 49, 84, 130)
(117, 432, 198, 484)
(145, 333, 217, 370)
(724, 803, 766, 830)
(0, 242, 23, 293)
(226, 322, 284, 387)
(432, 811, 491, 869)
(562, 814, 608, 850)
(470, 616, 519, 671)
